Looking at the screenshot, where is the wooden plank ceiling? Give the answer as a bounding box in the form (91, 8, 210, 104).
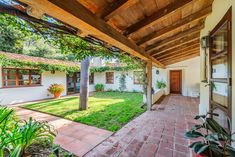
(18, 0, 213, 66)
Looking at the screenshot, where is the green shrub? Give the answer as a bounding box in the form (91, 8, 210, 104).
(185, 112, 235, 157)
(48, 83, 65, 94)
(157, 80, 166, 89)
(0, 106, 56, 157)
(95, 84, 104, 92)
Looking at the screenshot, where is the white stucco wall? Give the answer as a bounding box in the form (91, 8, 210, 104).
(199, 0, 235, 144)
(153, 57, 200, 97)
(0, 69, 67, 105)
(93, 70, 143, 92)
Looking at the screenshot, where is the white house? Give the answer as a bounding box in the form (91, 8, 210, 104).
(0, 51, 201, 105)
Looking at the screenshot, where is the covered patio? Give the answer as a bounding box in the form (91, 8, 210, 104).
(15, 0, 213, 110)
(1, 0, 235, 156)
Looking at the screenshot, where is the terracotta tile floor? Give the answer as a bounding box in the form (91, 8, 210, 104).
(15, 107, 113, 157)
(85, 95, 199, 157)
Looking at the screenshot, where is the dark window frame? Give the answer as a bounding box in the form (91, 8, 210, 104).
(2, 68, 42, 88)
(89, 73, 94, 84)
(106, 72, 114, 84)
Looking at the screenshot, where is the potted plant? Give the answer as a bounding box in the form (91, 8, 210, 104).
(47, 83, 65, 98)
(185, 111, 235, 157)
(157, 80, 166, 89)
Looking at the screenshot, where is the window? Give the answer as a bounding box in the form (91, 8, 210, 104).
(133, 71, 144, 84)
(106, 72, 114, 84)
(89, 73, 94, 84)
(2, 68, 41, 87)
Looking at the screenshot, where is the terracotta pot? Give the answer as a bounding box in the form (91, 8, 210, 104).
(54, 92, 61, 98)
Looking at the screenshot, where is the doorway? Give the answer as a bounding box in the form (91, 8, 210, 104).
(209, 8, 232, 129)
(170, 70, 182, 94)
(67, 72, 80, 95)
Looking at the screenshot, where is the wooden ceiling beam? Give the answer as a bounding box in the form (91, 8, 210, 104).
(148, 32, 200, 55)
(96, 0, 128, 20)
(151, 39, 200, 56)
(154, 43, 200, 58)
(145, 23, 204, 52)
(137, 6, 212, 46)
(159, 49, 199, 62)
(104, 0, 139, 21)
(156, 46, 199, 59)
(163, 53, 199, 65)
(18, 0, 165, 68)
(123, 0, 193, 36)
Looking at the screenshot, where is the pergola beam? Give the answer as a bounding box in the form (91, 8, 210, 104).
(123, 0, 193, 36)
(18, 0, 164, 68)
(148, 33, 200, 55)
(145, 23, 204, 52)
(137, 6, 212, 46)
(96, 0, 128, 20)
(152, 39, 199, 56)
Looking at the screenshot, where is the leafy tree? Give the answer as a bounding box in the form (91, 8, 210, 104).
(0, 14, 26, 53)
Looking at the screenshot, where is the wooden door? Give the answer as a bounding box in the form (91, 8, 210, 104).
(209, 8, 232, 129)
(170, 70, 182, 94)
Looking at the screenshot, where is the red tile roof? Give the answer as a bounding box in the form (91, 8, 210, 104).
(0, 51, 80, 67)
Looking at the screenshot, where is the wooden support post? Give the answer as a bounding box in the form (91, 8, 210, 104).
(146, 61, 152, 110)
(79, 57, 90, 110)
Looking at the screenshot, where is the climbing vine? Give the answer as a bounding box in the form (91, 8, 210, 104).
(0, 54, 80, 73)
(0, 54, 141, 73)
(118, 73, 127, 92)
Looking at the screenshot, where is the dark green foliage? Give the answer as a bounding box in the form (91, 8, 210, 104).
(156, 80, 166, 89)
(0, 106, 56, 157)
(95, 84, 105, 92)
(185, 112, 235, 157)
(0, 14, 28, 54)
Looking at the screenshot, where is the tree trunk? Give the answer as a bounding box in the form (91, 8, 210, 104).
(79, 57, 90, 110)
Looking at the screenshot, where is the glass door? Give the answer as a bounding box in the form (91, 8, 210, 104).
(67, 72, 80, 94)
(209, 8, 232, 129)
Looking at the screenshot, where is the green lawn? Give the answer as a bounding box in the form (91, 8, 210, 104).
(23, 92, 145, 131)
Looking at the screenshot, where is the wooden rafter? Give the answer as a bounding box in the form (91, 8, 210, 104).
(163, 53, 199, 65)
(151, 39, 200, 56)
(156, 46, 199, 59)
(137, 6, 212, 45)
(123, 0, 193, 36)
(148, 32, 200, 55)
(18, 0, 164, 68)
(96, 0, 128, 20)
(152, 40, 199, 57)
(159, 49, 199, 62)
(104, 0, 138, 21)
(145, 23, 204, 52)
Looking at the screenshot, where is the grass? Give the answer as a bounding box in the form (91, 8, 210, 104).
(22, 92, 145, 132)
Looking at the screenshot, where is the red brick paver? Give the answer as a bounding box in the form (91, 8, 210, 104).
(15, 108, 113, 157)
(85, 95, 199, 157)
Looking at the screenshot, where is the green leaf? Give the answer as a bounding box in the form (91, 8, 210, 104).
(196, 145, 209, 154)
(185, 130, 204, 139)
(189, 142, 207, 154)
(225, 144, 235, 157)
